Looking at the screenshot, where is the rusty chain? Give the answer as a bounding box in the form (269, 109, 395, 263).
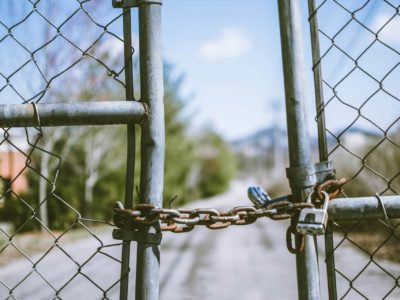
(114, 177, 347, 255)
(113, 201, 313, 233)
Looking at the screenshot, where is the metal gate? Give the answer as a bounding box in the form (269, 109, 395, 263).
(309, 0, 400, 299)
(0, 0, 399, 299)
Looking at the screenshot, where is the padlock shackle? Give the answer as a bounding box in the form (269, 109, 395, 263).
(321, 191, 329, 211)
(306, 191, 329, 210)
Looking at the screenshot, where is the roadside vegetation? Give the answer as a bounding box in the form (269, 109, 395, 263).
(0, 63, 236, 232)
(331, 130, 400, 262)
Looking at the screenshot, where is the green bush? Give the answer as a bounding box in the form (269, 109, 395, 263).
(196, 131, 237, 198)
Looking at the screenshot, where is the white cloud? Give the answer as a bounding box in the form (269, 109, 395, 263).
(200, 27, 252, 60)
(99, 38, 124, 59)
(371, 13, 400, 44)
(98, 35, 139, 60)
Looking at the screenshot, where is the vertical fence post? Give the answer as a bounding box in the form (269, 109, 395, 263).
(136, 1, 164, 300)
(120, 7, 136, 300)
(307, 1, 337, 299)
(277, 1, 321, 299)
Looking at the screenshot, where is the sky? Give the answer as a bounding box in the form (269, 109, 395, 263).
(161, 0, 288, 141)
(0, 0, 399, 142)
(158, 0, 400, 141)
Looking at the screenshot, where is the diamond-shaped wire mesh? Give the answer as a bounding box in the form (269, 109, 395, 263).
(310, 0, 400, 299)
(0, 1, 132, 299)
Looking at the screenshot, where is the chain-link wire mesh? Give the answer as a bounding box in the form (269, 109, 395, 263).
(0, 1, 135, 298)
(310, 0, 400, 298)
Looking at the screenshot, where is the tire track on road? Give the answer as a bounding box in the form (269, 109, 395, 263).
(184, 230, 218, 290)
(254, 221, 275, 250)
(159, 231, 197, 293)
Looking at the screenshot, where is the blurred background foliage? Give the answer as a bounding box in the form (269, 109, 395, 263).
(195, 131, 237, 198)
(0, 61, 237, 231)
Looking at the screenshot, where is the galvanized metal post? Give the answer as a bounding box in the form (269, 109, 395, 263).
(307, 1, 337, 299)
(136, 1, 164, 300)
(120, 7, 137, 300)
(277, 1, 321, 299)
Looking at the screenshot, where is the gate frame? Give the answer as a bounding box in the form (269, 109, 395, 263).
(277, 0, 321, 299)
(306, 0, 337, 298)
(135, 2, 165, 300)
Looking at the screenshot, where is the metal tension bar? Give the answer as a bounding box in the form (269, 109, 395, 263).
(112, 0, 162, 8)
(0, 101, 148, 127)
(113, 228, 162, 245)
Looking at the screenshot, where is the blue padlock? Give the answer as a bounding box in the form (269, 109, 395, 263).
(247, 186, 289, 208)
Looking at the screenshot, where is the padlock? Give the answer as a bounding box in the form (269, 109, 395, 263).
(247, 186, 271, 208)
(296, 191, 329, 235)
(247, 186, 290, 208)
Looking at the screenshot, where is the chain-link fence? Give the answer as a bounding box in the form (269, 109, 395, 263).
(2, 1, 400, 300)
(309, 0, 400, 298)
(0, 1, 134, 298)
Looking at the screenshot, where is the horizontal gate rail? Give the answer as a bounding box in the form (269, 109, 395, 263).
(0, 101, 147, 127)
(329, 196, 400, 221)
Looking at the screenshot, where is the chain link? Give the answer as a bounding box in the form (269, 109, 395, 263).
(315, 177, 347, 202)
(285, 177, 346, 254)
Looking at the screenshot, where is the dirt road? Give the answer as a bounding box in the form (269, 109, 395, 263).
(1, 181, 399, 299)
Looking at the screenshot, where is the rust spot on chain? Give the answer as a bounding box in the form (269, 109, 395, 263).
(286, 225, 304, 254)
(161, 222, 177, 231)
(206, 221, 232, 230)
(270, 201, 292, 220)
(315, 177, 347, 201)
(233, 217, 257, 226)
(170, 225, 195, 233)
(135, 203, 155, 209)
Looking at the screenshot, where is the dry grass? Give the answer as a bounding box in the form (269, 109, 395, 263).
(334, 218, 400, 263)
(266, 180, 400, 264)
(349, 232, 400, 262)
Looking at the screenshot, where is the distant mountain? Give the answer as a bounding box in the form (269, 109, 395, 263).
(230, 127, 287, 158)
(230, 126, 378, 158)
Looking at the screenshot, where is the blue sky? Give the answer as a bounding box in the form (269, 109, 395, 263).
(159, 0, 400, 141)
(0, 0, 399, 141)
(161, 0, 287, 140)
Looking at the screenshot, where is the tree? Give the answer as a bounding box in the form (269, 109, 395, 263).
(162, 64, 195, 206)
(195, 131, 237, 198)
(1, 3, 237, 230)
(0, 2, 126, 228)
